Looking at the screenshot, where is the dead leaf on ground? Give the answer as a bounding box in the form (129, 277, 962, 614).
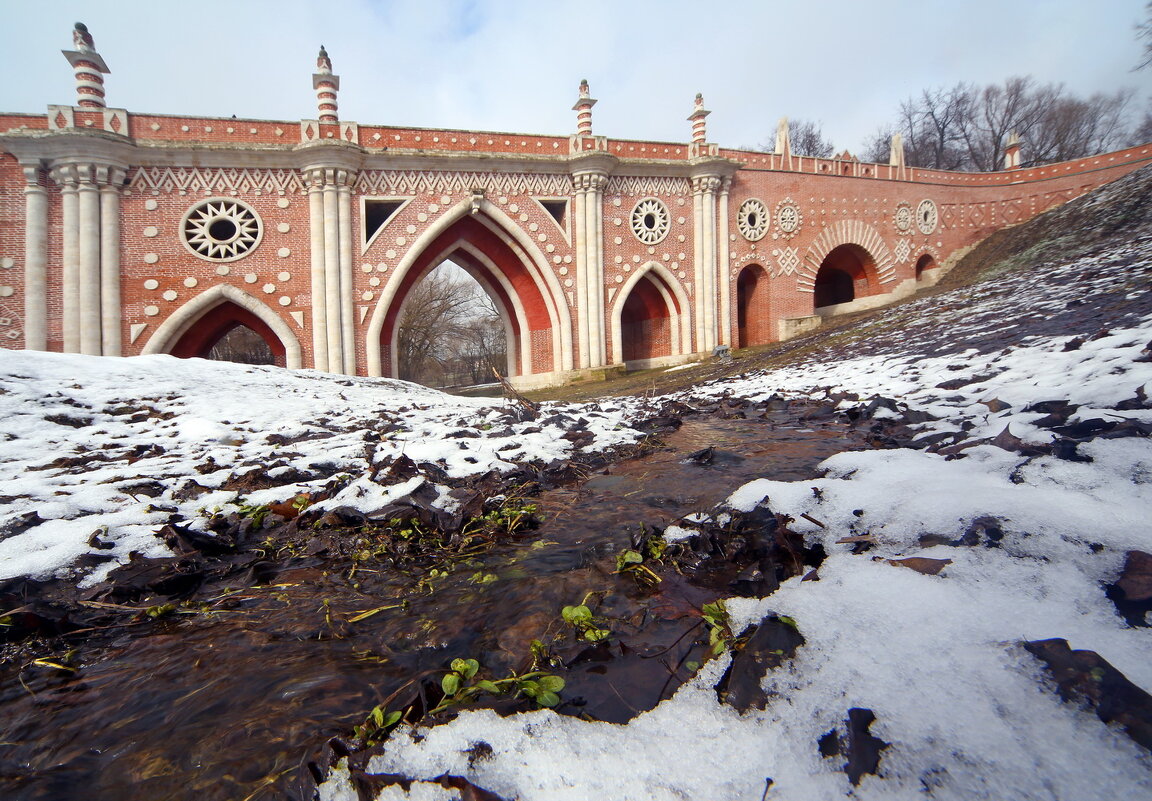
(887, 557, 952, 575)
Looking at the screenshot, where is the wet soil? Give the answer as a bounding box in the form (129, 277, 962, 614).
(0, 400, 882, 801)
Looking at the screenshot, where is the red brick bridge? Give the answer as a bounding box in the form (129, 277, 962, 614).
(2, 25, 1150, 387)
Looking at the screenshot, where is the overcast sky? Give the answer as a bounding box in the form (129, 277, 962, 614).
(2, 0, 1149, 153)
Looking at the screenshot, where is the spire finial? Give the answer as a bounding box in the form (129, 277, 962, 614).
(313, 45, 340, 123)
(64, 22, 109, 109)
(688, 92, 710, 145)
(572, 79, 597, 137)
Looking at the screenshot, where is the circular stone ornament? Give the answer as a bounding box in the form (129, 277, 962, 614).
(737, 198, 769, 241)
(916, 199, 938, 235)
(181, 198, 262, 262)
(630, 197, 671, 245)
(776, 200, 801, 235)
(895, 203, 913, 234)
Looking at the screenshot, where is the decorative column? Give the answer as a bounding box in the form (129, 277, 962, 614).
(717, 176, 732, 347)
(322, 173, 342, 369)
(306, 171, 329, 371)
(62, 23, 110, 109)
(314, 46, 339, 124)
(690, 174, 721, 353)
(573, 79, 596, 137)
(572, 167, 609, 368)
(22, 167, 48, 350)
(51, 164, 81, 352)
(49, 160, 125, 355)
(303, 164, 357, 374)
(76, 165, 103, 355)
(337, 175, 355, 374)
(99, 166, 125, 355)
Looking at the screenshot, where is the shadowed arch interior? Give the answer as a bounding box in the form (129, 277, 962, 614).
(619, 271, 678, 363)
(814, 243, 879, 309)
(168, 301, 287, 366)
(380, 215, 551, 378)
(915, 253, 938, 278)
(736, 264, 771, 348)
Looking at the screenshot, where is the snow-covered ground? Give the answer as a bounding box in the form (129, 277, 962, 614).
(0, 354, 640, 586)
(319, 226, 1152, 795)
(4, 182, 1152, 798)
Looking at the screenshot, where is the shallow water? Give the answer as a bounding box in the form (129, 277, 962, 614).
(0, 409, 866, 801)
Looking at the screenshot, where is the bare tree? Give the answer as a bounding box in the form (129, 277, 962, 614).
(208, 325, 275, 365)
(860, 125, 896, 165)
(1132, 105, 1152, 144)
(396, 264, 506, 387)
(1138, 2, 1152, 70)
(788, 119, 835, 158)
(879, 78, 1134, 171)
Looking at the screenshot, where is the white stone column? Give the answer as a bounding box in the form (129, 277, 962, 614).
(55, 167, 81, 353)
(76, 167, 102, 355)
(337, 174, 355, 375)
(691, 185, 705, 352)
(572, 183, 590, 369)
(322, 176, 343, 371)
(588, 173, 607, 368)
(22, 168, 48, 351)
(99, 167, 123, 356)
(717, 177, 732, 347)
(306, 173, 329, 371)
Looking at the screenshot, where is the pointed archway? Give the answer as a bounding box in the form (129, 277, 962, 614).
(736, 264, 771, 348)
(367, 201, 569, 385)
(610, 263, 690, 368)
(141, 284, 302, 368)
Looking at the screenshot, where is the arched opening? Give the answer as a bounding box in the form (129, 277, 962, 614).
(377, 214, 556, 381)
(915, 253, 938, 279)
(814, 244, 878, 309)
(395, 260, 509, 388)
(619, 272, 677, 364)
(168, 300, 287, 367)
(208, 324, 275, 365)
(736, 264, 771, 348)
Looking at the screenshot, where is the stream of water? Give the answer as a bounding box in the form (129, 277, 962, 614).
(0, 408, 867, 801)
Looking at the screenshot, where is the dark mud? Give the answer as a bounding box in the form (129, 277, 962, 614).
(0, 397, 895, 801)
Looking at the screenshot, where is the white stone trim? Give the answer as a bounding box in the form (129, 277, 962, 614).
(366, 198, 571, 378)
(609, 261, 692, 366)
(141, 283, 302, 369)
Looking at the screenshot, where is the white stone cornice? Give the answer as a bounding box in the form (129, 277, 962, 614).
(568, 151, 618, 177)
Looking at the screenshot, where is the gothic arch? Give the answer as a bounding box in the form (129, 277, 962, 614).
(610, 262, 691, 366)
(141, 284, 302, 368)
(365, 198, 571, 381)
(797, 220, 896, 298)
(391, 240, 524, 377)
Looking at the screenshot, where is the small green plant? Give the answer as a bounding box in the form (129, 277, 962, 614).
(561, 598, 610, 642)
(701, 600, 733, 655)
(237, 502, 271, 528)
(353, 705, 404, 745)
(430, 657, 566, 714)
(614, 548, 662, 586)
